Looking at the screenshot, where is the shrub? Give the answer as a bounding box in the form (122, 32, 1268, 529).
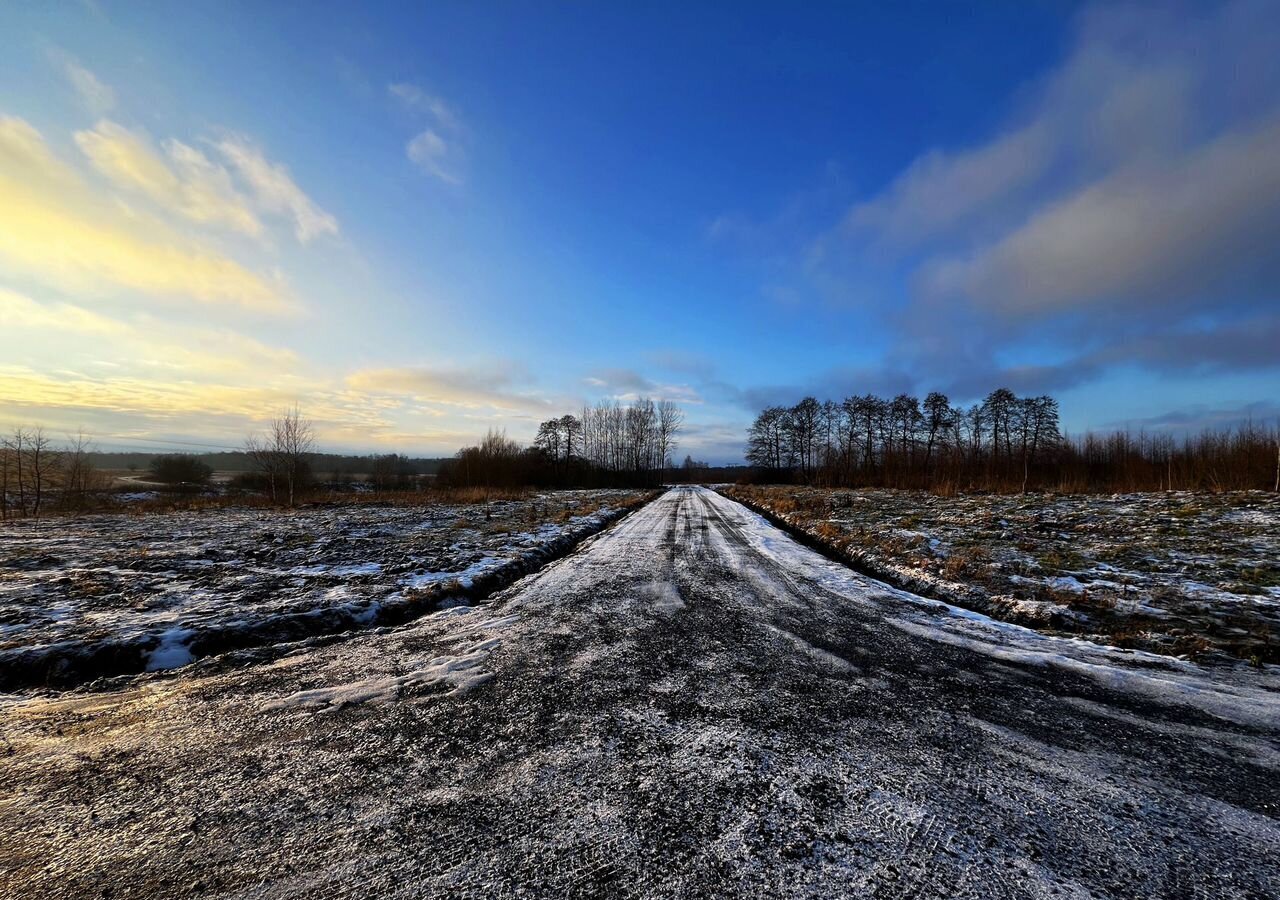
(147, 454, 213, 488)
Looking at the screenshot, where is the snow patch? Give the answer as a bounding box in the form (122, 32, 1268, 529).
(146, 627, 195, 672)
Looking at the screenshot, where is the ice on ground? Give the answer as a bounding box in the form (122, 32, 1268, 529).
(640, 580, 686, 614)
(262, 610, 519, 711)
(263, 647, 496, 712)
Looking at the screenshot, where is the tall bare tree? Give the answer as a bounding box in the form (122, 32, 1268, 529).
(656, 400, 684, 476)
(246, 407, 315, 506)
(274, 407, 315, 507)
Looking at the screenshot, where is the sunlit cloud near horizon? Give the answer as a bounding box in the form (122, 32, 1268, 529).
(1, 2, 1277, 462)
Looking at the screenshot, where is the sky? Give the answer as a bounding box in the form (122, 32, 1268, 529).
(1, 1, 1277, 463)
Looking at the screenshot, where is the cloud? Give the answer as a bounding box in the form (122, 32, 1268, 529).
(0, 287, 126, 336)
(1103, 400, 1280, 434)
(645, 350, 716, 379)
(0, 288, 299, 376)
(677, 421, 752, 465)
(214, 135, 338, 242)
(795, 0, 1280, 397)
(389, 83, 460, 132)
(0, 116, 290, 311)
(847, 121, 1051, 247)
(585, 368, 654, 393)
(923, 117, 1280, 317)
(406, 129, 462, 185)
(583, 368, 703, 404)
(346, 364, 554, 414)
(74, 121, 264, 238)
(54, 53, 115, 115)
(390, 82, 465, 184)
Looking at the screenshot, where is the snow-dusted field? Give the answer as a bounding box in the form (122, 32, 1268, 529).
(725, 486, 1280, 663)
(1, 487, 1276, 898)
(0, 490, 645, 688)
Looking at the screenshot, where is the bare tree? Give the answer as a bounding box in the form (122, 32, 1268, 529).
(788, 397, 821, 484)
(274, 407, 315, 507)
(746, 406, 792, 471)
(246, 407, 315, 506)
(60, 430, 106, 510)
(11, 427, 27, 516)
(0, 432, 11, 521)
(656, 400, 684, 476)
(2, 427, 58, 518)
(559, 414, 582, 461)
(22, 429, 56, 518)
(534, 419, 562, 460)
(922, 392, 952, 472)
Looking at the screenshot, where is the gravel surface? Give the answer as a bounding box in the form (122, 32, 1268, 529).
(1, 487, 1276, 898)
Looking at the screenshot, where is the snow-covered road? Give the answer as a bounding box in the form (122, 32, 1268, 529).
(2, 486, 1277, 898)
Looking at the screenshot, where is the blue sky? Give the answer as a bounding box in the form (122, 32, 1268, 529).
(1, 1, 1277, 462)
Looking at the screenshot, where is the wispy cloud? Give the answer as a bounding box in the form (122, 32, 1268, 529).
(389, 82, 466, 185)
(214, 135, 339, 242)
(51, 51, 115, 115)
(583, 368, 703, 404)
(389, 83, 460, 132)
(0, 287, 127, 336)
(347, 364, 554, 414)
(75, 121, 264, 238)
(1104, 400, 1280, 434)
(846, 121, 1050, 249)
(920, 118, 1280, 317)
(405, 129, 461, 185)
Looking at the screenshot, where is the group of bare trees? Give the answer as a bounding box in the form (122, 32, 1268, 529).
(747, 389, 1280, 493)
(244, 408, 316, 506)
(576, 398, 683, 478)
(1, 428, 106, 519)
(445, 398, 685, 489)
(747, 389, 1062, 491)
(1057, 422, 1280, 493)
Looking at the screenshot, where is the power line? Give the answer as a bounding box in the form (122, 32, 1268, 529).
(91, 435, 246, 452)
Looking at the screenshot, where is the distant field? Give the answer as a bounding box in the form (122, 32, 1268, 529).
(0, 489, 647, 689)
(724, 486, 1280, 664)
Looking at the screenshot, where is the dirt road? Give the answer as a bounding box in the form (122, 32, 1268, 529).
(2, 486, 1276, 898)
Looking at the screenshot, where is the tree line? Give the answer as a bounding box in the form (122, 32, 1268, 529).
(747, 389, 1059, 491)
(441, 398, 684, 489)
(746, 389, 1280, 493)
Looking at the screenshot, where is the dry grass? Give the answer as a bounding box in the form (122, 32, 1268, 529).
(942, 546, 991, 581)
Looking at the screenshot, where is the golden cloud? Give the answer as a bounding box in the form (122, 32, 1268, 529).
(0, 116, 290, 312)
